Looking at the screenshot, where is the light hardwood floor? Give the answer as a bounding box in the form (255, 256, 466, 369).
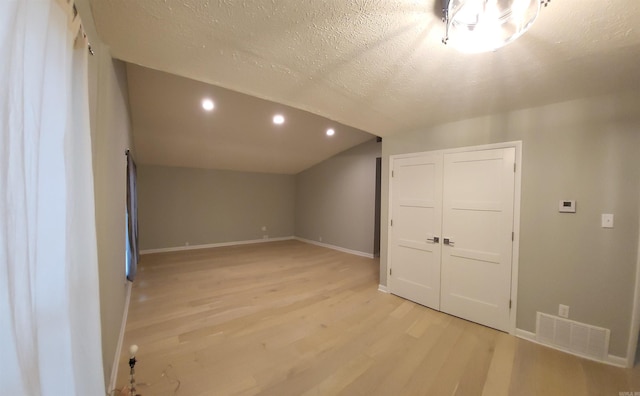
(115, 240, 640, 395)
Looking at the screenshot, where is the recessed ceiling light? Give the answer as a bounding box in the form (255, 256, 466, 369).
(202, 98, 214, 111)
(326, 128, 335, 136)
(273, 114, 285, 125)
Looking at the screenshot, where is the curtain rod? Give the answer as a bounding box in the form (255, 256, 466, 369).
(70, 3, 94, 55)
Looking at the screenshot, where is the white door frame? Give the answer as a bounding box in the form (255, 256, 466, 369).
(626, 191, 640, 367)
(388, 141, 522, 335)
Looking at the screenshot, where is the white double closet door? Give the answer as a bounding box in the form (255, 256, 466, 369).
(389, 146, 516, 332)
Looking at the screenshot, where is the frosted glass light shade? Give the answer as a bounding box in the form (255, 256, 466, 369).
(445, 0, 540, 53)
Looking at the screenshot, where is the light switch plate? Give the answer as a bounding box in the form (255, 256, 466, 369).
(601, 214, 614, 228)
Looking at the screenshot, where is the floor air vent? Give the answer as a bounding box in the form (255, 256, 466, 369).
(535, 312, 610, 361)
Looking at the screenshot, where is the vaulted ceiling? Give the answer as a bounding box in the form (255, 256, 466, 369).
(89, 0, 640, 173)
(126, 64, 374, 174)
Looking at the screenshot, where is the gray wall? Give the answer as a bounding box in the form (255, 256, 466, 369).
(295, 139, 381, 255)
(380, 90, 640, 357)
(138, 139, 381, 255)
(138, 166, 295, 250)
(77, 0, 134, 385)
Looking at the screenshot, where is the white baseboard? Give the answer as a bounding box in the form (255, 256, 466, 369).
(378, 284, 389, 293)
(515, 328, 537, 343)
(606, 354, 629, 368)
(108, 281, 132, 394)
(141, 237, 374, 260)
(515, 328, 627, 368)
(294, 237, 374, 259)
(140, 236, 295, 255)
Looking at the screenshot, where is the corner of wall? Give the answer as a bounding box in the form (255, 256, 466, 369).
(77, 6, 135, 384)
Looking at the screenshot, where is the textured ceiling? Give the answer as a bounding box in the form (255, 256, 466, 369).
(89, 0, 640, 172)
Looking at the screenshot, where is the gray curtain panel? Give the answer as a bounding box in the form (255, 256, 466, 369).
(126, 150, 139, 281)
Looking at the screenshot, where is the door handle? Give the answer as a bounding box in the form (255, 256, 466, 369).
(427, 236, 439, 243)
(443, 238, 455, 246)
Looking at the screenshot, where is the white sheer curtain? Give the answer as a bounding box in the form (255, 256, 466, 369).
(0, 0, 105, 394)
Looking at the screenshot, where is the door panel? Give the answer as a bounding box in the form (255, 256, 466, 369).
(440, 148, 515, 332)
(389, 154, 442, 310)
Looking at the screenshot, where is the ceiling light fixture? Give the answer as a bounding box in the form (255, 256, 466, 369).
(442, 0, 549, 53)
(326, 128, 335, 136)
(202, 98, 215, 111)
(273, 114, 285, 125)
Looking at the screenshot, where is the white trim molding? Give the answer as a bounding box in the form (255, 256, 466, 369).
(388, 141, 522, 335)
(607, 354, 629, 368)
(108, 281, 132, 394)
(515, 328, 627, 368)
(140, 236, 295, 255)
(294, 237, 374, 259)
(378, 284, 389, 293)
(514, 328, 537, 341)
(626, 196, 640, 368)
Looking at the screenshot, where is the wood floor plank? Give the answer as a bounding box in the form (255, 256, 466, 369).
(481, 332, 516, 396)
(425, 321, 481, 396)
(300, 354, 375, 396)
(373, 320, 450, 395)
(114, 240, 640, 395)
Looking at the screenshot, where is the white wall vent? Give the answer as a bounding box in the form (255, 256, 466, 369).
(535, 312, 610, 361)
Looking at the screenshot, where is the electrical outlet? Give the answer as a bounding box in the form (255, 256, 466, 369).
(558, 304, 569, 318)
(185, 241, 190, 246)
(261, 225, 267, 231)
(319, 236, 322, 242)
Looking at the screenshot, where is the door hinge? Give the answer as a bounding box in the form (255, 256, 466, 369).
(392, 170, 395, 177)
(514, 163, 516, 172)
(390, 268, 392, 276)
(512, 231, 514, 241)
(509, 300, 512, 309)
(391, 219, 393, 226)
